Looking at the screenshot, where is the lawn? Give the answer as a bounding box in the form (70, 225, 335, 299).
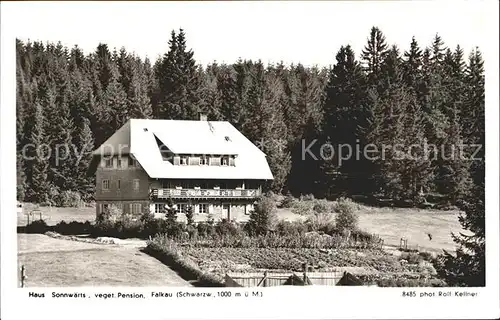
(277, 207, 464, 253)
(17, 234, 191, 287)
(17, 203, 95, 226)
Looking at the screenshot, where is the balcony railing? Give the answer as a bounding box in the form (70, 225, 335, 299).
(151, 188, 261, 199)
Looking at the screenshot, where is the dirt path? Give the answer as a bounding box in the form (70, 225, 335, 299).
(17, 234, 191, 287)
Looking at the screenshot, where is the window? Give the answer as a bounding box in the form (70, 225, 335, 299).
(180, 156, 188, 165)
(102, 179, 110, 190)
(102, 203, 109, 213)
(117, 157, 122, 168)
(199, 156, 208, 165)
(154, 203, 165, 214)
(129, 203, 142, 214)
(117, 180, 121, 190)
(104, 157, 113, 168)
(198, 203, 208, 214)
(221, 156, 229, 166)
(128, 156, 137, 167)
(178, 204, 187, 214)
(132, 179, 140, 191)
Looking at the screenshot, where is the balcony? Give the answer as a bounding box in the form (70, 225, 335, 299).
(150, 188, 261, 199)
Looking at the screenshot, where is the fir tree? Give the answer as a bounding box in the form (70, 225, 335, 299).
(26, 103, 51, 203)
(155, 29, 201, 120)
(361, 26, 389, 86)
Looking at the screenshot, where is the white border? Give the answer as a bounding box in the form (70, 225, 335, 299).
(1, 1, 499, 319)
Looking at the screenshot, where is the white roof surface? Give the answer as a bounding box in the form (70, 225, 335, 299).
(93, 119, 274, 180)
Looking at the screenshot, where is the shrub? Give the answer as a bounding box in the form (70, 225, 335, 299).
(197, 221, 216, 238)
(306, 211, 335, 232)
(215, 219, 241, 237)
(164, 198, 178, 224)
(54, 220, 93, 235)
(55, 190, 82, 208)
(26, 219, 48, 233)
(245, 196, 278, 236)
(186, 224, 198, 239)
(312, 199, 333, 214)
(185, 204, 194, 226)
(300, 194, 315, 201)
(291, 200, 314, 216)
(275, 220, 308, 237)
(334, 197, 358, 231)
(400, 252, 423, 264)
(280, 193, 296, 208)
(419, 251, 435, 262)
(107, 204, 123, 223)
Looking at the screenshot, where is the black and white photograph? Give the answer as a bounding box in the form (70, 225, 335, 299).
(1, 1, 499, 319)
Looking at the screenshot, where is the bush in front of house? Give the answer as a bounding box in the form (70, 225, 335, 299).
(334, 197, 359, 231)
(196, 221, 216, 238)
(54, 220, 93, 235)
(215, 219, 241, 237)
(245, 196, 278, 236)
(25, 219, 49, 233)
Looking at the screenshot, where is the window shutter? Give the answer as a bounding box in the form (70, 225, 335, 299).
(173, 156, 180, 165)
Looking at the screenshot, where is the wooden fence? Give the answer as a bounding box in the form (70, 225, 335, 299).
(225, 265, 370, 287)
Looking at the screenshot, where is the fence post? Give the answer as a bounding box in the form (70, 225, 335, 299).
(302, 263, 308, 285)
(20, 265, 26, 287)
(263, 271, 268, 287)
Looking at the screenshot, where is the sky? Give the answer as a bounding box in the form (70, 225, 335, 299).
(5, 1, 493, 67)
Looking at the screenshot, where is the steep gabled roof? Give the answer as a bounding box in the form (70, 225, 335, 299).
(90, 119, 273, 180)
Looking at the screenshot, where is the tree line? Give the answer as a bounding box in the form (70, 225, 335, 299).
(16, 27, 484, 205)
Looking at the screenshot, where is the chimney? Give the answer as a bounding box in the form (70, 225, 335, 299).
(199, 112, 207, 121)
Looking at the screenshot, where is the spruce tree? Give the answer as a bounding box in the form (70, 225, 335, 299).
(217, 64, 241, 124)
(323, 45, 370, 196)
(155, 29, 201, 120)
(26, 103, 51, 203)
(361, 26, 389, 87)
(436, 183, 485, 286)
(75, 117, 95, 199)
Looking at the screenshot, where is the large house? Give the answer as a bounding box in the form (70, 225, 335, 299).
(88, 114, 274, 221)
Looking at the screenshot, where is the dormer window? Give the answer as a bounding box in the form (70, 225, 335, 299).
(128, 156, 137, 167)
(199, 156, 208, 166)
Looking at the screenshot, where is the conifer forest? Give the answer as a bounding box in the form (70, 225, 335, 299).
(16, 27, 484, 207)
